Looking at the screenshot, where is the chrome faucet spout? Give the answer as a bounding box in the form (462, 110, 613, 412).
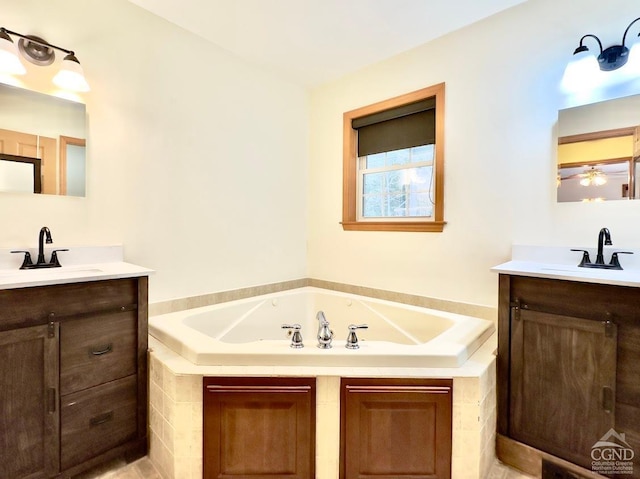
(37, 226, 53, 265)
(596, 227, 612, 265)
(316, 310, 333, 349)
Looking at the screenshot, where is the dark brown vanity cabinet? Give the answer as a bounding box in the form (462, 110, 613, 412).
(203, 377, 316, 479)
(497, 275, 640, 478)
(340, 378, 452, 479)
(0, 277, 148, 479)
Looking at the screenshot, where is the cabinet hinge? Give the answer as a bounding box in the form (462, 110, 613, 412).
(47, 388, 56, 413)
(47, 321, 55, 338)
(510, 298, 521, 321)
(604, 320, 615, 338)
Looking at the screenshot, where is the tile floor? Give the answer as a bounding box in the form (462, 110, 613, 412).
(75, 456, 534, 478)
(71, 457, 160, 479)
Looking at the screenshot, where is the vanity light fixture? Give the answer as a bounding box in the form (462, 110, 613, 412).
(0, 27, 89, 92)
(572, 17, 640, 71)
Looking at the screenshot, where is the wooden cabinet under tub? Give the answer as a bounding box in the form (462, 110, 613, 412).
(203, 377, 316, 478)
(0, 277, 148, 479)
(497, 274, 640, 478)
(340, 378, 453, 479)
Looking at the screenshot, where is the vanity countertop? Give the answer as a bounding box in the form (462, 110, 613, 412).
(492, 244, 640, 288)
(0, 245, 152, 290)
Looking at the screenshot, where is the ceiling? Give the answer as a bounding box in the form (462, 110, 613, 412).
(128, 0, 527, 88)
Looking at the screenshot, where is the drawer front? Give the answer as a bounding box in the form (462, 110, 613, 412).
(0, 278, 138, 331)
(60, 311, 136, 395)
(61, 375, 137, 471)
(509, 275, 640, 321)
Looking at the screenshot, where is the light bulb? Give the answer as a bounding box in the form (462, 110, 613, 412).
(0, 33, 26, 75)
(561, 52, 604, 93)
(53, 53, 89, 92)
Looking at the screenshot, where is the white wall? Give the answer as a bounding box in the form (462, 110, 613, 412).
(4, 0, 640, 310)
(307, 0, 640, 307)
(0, 0, 309, 303)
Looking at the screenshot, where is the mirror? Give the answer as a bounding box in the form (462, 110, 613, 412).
(0, 83, 86, 196)
(557, 94, 640, 202)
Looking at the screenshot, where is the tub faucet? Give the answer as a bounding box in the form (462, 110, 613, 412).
(316, 311, 333, 349)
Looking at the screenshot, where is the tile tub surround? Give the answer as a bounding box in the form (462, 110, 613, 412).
(147, 335, 497, 479)
(149, 277, 497, 322)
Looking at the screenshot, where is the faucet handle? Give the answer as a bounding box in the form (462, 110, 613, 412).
(49, 249, 69, 267)
(348, 324, 368, 332)
(609, 251, 633, 270)
(346, 324, 368, 350)
(281, 323, 304, 349)
(11, 250, 34, 269)
(571, 249, 592, 267)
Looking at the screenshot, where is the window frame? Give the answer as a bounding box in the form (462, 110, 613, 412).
(342, 83, 446, 232)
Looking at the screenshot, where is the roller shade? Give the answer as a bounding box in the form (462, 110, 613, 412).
(353, 98, 436, 157)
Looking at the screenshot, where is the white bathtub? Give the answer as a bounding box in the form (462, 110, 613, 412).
(149, 287, 494, 368)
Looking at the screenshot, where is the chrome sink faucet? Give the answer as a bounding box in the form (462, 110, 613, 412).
(316, 311, 333, 349)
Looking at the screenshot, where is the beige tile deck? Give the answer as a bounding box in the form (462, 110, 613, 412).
(73, 456, 532, 478)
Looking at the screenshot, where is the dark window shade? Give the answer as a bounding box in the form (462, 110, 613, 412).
(356, 108, 436, 157)
(352, 98, 435, 129)
(353, 98, 436, 158)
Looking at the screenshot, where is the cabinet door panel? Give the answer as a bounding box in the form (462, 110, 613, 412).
(203, 377, 315, 478)
(510, 309, 616, 468)
(60, 311, 136, 394)
(0, 324, 58, 479)
(341, 378, 452, 479)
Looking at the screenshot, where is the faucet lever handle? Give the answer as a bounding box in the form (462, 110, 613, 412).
(11, 250, 34, 269)
(348, 324, 368, 331)
(49, 249, 69, 267)
(346, 324, 368, 350)
(571, 249, 592, 267)
(281, 324, 304, 349)
(609, 251, 633, 269)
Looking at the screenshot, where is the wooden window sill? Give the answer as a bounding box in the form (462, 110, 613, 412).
(340, 221, 446, 232)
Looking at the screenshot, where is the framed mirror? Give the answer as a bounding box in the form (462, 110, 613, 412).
(0, 83, 86, 196)
(557, 94, 640, 202)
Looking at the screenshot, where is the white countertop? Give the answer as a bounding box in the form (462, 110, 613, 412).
(0, 245, 152, 289)
(492, 244, 640, 287)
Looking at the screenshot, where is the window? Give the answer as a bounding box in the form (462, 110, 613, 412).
(342, 83, 445, 232)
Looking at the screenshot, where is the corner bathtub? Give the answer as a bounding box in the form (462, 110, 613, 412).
(149, 287, 494, 368)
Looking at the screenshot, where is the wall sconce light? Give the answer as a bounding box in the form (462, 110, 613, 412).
(572, 17, 640, 71)
(0, 27, 89, 92)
